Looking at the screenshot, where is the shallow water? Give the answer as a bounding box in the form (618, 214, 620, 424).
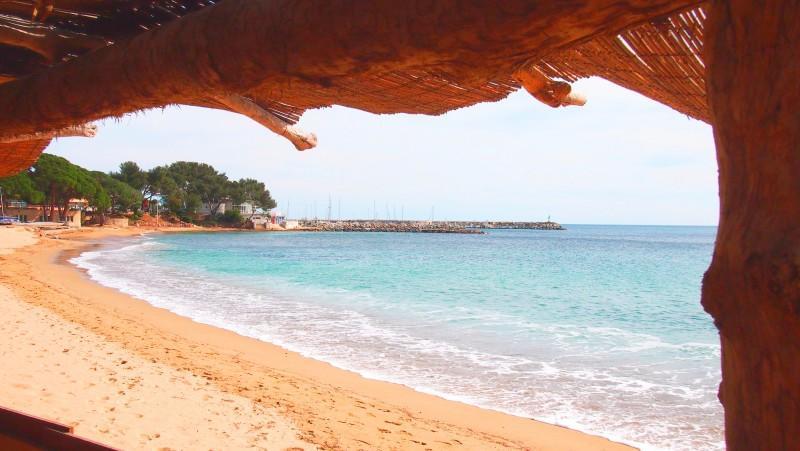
(72, 225, 722, 450)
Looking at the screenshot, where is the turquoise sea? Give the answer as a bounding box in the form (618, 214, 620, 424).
(72, 225, 722, 450)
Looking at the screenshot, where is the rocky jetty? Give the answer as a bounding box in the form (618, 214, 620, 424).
(467, 221, 565, 230)
(299, 220, 484, 234)
(295, 220, 565, 233)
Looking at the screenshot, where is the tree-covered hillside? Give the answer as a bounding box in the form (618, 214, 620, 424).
(0, 154, 276, 225)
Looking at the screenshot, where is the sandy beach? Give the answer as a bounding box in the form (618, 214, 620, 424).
(0, 225, 633, 450)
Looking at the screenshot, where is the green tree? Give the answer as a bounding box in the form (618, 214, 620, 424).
(229, 178, 277, 214)
(90, 185, 112, 223)
(93, 171, 142, 214)
(165, 161, 230, 216)
(0, 171, 44, 207)
(217, 209, 243, 226)
(112, 161, 148, 191)
(144, 165, 176, 209)
(31, 154, 105, 221)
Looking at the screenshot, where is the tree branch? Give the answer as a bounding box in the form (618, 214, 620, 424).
(0, 123, 97, 143)
(513, 68, 586, 108)
(214, 95, 317, 151)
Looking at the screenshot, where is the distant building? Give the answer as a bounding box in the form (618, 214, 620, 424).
(232, 202, 255, 216)
(242, 208, 299, 230)
(2, 204, 42, 222)
(199, 200, 265, 218)
(199, 200, 226, 217)
(65, 210, 81, 227)
(1, 198, 87, 224)
(68, 198, 89, 211)
(268, 209, 285, 225)
(248, 208, 271, 228)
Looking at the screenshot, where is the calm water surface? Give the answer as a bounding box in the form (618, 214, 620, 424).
(73, 225, 722, 450)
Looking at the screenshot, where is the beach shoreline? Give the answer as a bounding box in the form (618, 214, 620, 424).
(0, 225, 634, 450)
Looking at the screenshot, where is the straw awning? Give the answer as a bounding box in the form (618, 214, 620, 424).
(0, 0, 706, 176)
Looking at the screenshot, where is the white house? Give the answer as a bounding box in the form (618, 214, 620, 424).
(248, 207, 271, 227)
(232, 202, 255, 215)
(199, 201, 226, 216)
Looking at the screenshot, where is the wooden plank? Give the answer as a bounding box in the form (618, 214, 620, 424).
(0, 406, 72, 433)
(0, 405, 119, 451)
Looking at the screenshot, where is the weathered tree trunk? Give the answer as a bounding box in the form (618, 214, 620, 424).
(703, 1, 800, 449)
(60, 200, 68, 223)
(48, 185, 56, 222)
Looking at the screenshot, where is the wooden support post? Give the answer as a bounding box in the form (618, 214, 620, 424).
(703, 1, 800, 449)
(214, 95, 317, 151)
(0, 123, 96, 143)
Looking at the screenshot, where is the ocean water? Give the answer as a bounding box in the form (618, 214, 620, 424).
(72, 225, 722, 450)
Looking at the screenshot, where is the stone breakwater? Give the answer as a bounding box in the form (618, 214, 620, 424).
(299, 220, 483, 234)
(295, 220, 564, 233)
(475, 221, 565, 230)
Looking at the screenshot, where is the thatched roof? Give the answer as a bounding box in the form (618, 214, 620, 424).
(0, 0, 706, 176)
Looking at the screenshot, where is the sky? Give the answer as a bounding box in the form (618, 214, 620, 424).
(48, 77, 719, 225)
